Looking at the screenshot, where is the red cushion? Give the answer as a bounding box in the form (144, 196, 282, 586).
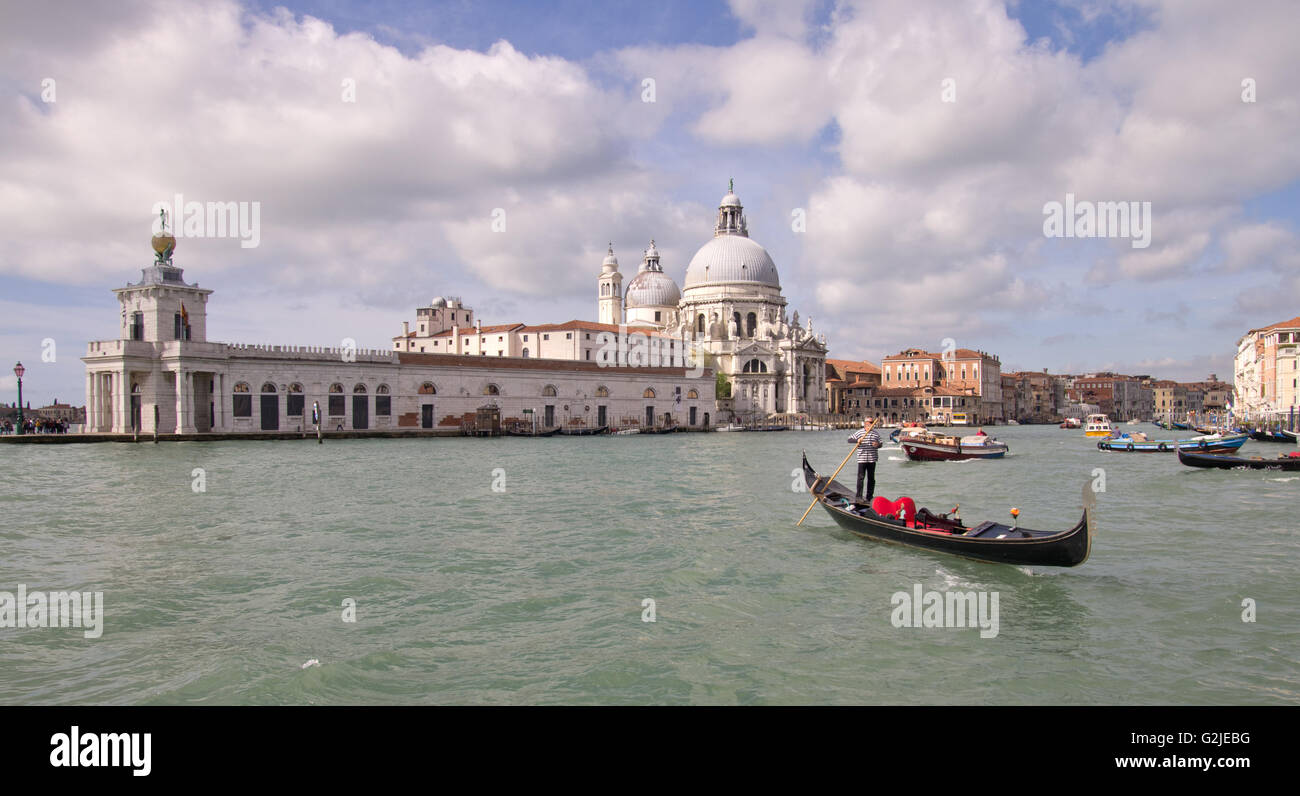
(871, 496, 918, 527)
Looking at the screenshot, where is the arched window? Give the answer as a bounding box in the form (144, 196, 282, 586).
(595, 385, 609, 398)
(353, 383, 367, 393)
(746, 312, 757, 338)
(375, 384, 391, 416)
(522, 348, 529, 358)
(697, 314, 705, 333)
(687, 389, 698, 399)
(542, 385, 557, 397)
(733, 311, 742, 335)
(260, 382, 276, 393)
(233, 381, 252, 417)
(418, 382, 436, 395)
(643, 388, 656, 399)
(328, 383, 344, 416)
(287, 383, 304, 417)
(484, 384, 500, 396)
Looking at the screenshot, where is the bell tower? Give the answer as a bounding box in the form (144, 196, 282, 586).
(113, 209, 213, 343)
(597, 243, 623, 325)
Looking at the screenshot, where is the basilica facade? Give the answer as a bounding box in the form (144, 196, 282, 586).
(598, 185, 829, 417)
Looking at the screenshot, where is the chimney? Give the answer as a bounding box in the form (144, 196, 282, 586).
(403, 321, 410, 337)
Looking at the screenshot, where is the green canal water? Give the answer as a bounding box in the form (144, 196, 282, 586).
(1, 425, 1296, 704)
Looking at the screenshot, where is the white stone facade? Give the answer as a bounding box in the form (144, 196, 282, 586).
(84, 261, 715, 434)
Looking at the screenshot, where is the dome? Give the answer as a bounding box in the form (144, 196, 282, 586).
(601, 243, 619, 272)
(625, 269, 680, 308)
(720, 191, 742, 207)
(430, 296, 447, 308)
(683, 235, 780, 289)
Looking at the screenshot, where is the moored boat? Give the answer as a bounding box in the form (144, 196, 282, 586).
(800, 453, 1093, 567)
(1059, 417, 1082, 429)
(504, 424, 559, 437)
(1097, 431, 1248, 453)
(1250, 429, 1292, 443)
(557, 425, 609, 436)
(899, 431, 1008, 461)
(1177, 448, 1300, 471)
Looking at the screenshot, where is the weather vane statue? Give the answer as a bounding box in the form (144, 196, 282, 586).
(729, 177, 734, 193)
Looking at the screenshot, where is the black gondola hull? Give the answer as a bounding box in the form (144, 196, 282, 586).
(801, 454, 1092, 567)
(1177, 448, 1300, 471)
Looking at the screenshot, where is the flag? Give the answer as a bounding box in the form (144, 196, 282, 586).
(180, 302, 189, 325)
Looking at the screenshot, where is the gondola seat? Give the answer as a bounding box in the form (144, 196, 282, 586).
(871, 496, 918, 526)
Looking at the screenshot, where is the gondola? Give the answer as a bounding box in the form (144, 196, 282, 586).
(504, 425, 558, 437)
(641, 425, 677, 434)
(800, 453, 1093, 567)
(557, 425, 609, 436)
(1249, 429, 1292, 443)
(1177, 448, 1300, 471)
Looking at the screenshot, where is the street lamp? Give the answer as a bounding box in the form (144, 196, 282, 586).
(13, 362, 25, 435)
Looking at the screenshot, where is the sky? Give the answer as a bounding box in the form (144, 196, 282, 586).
(1, 0, 1298, 406)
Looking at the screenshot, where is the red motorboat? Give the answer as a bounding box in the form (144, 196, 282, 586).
(901, 431, 1008, 461)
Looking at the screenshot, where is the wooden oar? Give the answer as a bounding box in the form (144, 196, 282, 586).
(797, 418, 879, 526)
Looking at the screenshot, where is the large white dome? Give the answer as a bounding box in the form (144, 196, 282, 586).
(683, 235, 780, 289)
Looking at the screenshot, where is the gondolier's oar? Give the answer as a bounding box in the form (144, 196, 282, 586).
(797, 417, 878, 526)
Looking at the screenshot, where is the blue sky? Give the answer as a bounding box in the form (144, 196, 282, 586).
(2, 0, 1298, 407)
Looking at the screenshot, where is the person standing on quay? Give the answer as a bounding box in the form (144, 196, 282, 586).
(848, 418, 882, 501)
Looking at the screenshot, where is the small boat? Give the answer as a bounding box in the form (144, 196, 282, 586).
(1059, 418, 1082, 429)
(642, 425, 677, 434)
(611, 427, 640, 435)
(557, 425, 609, 436)
(1177, 448, 1300, 471)
(504, 424, 558, 437)
(1083, 414, 1114, 437)
(899, 431, 1009, 461)
(1171, 421, 1191, 430)
(1284, 430, 1298, 443)
(800, 454, 1094, 567)
(1250, 429, 1292, 443)
(714, 423, 746, 432)
(1096, 432, 1248, 453)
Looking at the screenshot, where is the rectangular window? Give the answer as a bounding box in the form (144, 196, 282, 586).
(329, 395, 345, 416)
(376, 396, 391, 416)
(131, 312, 144, 341)
(566, 332, 572, 339)
(287, 395, 304, 417)
(543, 334, 550, 340)
(174, 313, 183, 340)
(233, 395, 252, 417)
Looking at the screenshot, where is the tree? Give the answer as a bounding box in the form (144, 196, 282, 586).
(716, 372, 732, 398)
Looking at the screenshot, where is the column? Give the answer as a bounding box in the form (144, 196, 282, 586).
(85, 372, 96, 432)
(174, 368, 186, 433)
(117, 369, 130, 433)
(182, 370, 196, 433)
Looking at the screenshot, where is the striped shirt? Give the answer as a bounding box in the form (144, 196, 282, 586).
(848, 428, 882, 463)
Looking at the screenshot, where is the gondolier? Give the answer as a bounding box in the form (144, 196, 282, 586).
(847, 418, 882, 501)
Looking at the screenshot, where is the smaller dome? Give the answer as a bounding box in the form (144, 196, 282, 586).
(720, 192, 742, 207)
(645, 239, 660, 259)
(430, 296, 447, 308)
(625, 270, 681, 308)
(602, 243, 619, 269)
